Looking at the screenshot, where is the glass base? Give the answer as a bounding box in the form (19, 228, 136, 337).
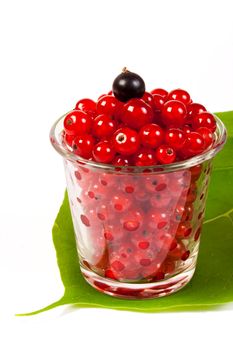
(81, 263, 196, 300)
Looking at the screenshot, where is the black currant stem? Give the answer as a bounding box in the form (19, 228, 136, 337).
(122, 67, 129, 73)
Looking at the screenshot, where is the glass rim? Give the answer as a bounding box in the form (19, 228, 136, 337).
(50, 112, 227, 174)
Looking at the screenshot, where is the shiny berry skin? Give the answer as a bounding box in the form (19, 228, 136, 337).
(152, 94, 165, 112)
(92, 141, 115, 163)
(155, 145, 176, 164)
(187, 103, 206, 117)
(133, 148, 157, 166)
(165, 128, 186, 150)
(183, 125, 192, 134)
(96, 95, 119, 117)
(142, 92, 154, 108)
(92, 114, 116, 139)
(139, 123, 164, 148)
(120, 99, 153, 130)
(112, 70, 145, 102)
(151, 88, 168, 97)
(64, 110, 92, 135)
(112, 155, 132, 166)
(112, 127, 140, 156)
(64, 133, 75, 147)
(72, 134, 95, 159)
(185, 132, 205, 155)
(75, 98, 96, 117)
(162, 100, 187, 127)
(167, 89, 191, 105)
(196, 127, 214, 149)
(192, 112, 216, 132)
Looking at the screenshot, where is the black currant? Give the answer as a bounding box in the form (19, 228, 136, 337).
(112, 68, 146, 102)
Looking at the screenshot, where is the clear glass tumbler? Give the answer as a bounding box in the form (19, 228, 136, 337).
(50, 114, 226, 299)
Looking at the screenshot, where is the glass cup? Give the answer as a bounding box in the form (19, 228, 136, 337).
(50, 114, 226, 299)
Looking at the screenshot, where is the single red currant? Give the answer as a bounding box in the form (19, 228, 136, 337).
(112, 127, 140, 156)
(187, 103, 206, 117)
(152, 94, 165, 112)
(139, 123, 164, 148)
(133, 148, 157, 166)
(155, 145, 176, 164)
(150, 88, 168, 97)
(72, 134, 95, 159)
(185, 132, 205, 155)
(162, 100, 187, 127)
(75, 98, 96, 117)
(192, 112, 216, 132)
(167, 89, 191, 105)
(141, 92, 154, 108)
(64, 110, 92, 135)
(164, 128, 186, 150)
(92, 114, 116, 139)
(196, 127, 214, 149)
(96, 95, 119, 116)
(92, 141, 115, 163)
(120, 99, 153, 130)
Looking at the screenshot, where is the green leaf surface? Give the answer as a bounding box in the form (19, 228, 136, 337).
(17, 111, 233, 316)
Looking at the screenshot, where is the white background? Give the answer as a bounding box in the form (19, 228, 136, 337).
(0, 0, 233, 349)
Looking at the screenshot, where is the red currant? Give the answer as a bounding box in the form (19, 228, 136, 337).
(165, 128, 186, 150)
(92, 114, 116, 139)
(152, 94, 165, 112)
(185, 132, 205, 155)
(187, 103, 206, 117)
(72, 134, 95, 159)
(162, 100, 187, 127)
(192, 112, 216, 132)
(196, 127, 214, 149)
(155, 145, 176, 164)
(151, 88, 168, 97)
(167, 89, 191, 105)
(64, 110, 92, 135)
(141, 92, 154, 108)
(92, 141, 115, 163)
(139, 123, 164, 148)
(112, 127, 140, 156)
(96, 95, 119, 116)
(133, 148, 157, 166)
(120, 99, 153, 130)
(75, 98, 96, 117)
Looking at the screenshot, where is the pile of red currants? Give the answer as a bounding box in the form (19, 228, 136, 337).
(60, 70, 217, 296)
(62, 69, 216, 166)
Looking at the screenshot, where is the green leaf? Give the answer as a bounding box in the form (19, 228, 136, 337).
(17, 111, 233, 316)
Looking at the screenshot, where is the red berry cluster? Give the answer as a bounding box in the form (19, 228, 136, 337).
(63, 88, 216, 166)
